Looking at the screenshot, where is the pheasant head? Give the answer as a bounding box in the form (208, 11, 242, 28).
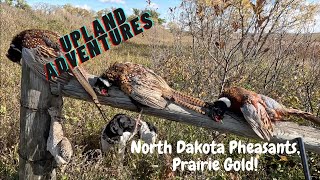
(94, 63, 128, 96)
(94, 77, 111, 96)
(208, 97, 231, 122)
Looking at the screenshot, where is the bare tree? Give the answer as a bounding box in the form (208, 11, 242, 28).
(152, 0, 320, 116)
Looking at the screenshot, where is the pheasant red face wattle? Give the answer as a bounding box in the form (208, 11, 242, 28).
(214, 115, 223, 122)
(101, 89, 108, 96)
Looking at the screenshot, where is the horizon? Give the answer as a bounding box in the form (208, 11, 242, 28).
(22, 0, 319, 33)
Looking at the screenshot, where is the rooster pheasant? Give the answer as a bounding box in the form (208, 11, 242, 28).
(6, 29, 108, 120)
(94, 62, 208, 114)
(209, 87, 320, 141)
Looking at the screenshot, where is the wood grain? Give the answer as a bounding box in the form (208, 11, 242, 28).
(19, 59, 56, 179)
(51, 75, 320, 154)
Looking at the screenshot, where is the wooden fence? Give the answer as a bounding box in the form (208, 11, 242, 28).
(19, 52, 320, 179)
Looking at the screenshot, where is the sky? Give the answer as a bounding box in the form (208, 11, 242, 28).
(26, 0, 181, 20)
(25, 0, 320, 32)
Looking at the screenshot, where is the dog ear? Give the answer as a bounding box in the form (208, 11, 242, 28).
(110, 120, 122, 135)
(125, 117, 136, 132)
(119, 116, 137, 133)
(116, 128, 123, 136)
(119, 116, 127, 123)
(110, 124, 123, 136)
(119, 116, 129, 126)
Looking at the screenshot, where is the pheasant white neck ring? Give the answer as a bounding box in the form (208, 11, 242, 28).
(218, 97, 231, 108)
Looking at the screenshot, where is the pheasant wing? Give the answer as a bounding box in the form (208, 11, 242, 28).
(129, 74, 168, 109)
(130, 81, 168, 109)
(144, 67, 171, 89)
(259, 94, 284, 109)
(240, 103, 273, 141)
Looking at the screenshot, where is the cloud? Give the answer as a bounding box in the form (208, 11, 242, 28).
(99, 0, 125, 4)
(148, 2, 159, 9)
(74, 4, 91, 11)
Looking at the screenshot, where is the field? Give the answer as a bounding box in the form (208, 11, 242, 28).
(0, 2, 320, 179)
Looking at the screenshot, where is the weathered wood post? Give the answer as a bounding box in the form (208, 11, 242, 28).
(19, 60, 56, 179)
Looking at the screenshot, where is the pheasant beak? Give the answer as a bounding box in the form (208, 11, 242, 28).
(207, 100, 229, 123)
(214, 115, 223, 122)
(207, 106, 225, 123)
(94, 77, 112, 96)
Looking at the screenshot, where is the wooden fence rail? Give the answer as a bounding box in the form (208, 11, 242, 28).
(18, 50, 320, 180)
(50, 74, 320, 154)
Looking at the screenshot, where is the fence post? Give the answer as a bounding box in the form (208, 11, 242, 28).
(19, 60, 56, 179)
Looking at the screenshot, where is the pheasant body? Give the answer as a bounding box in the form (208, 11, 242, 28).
(97, 62, 207, 114)
(218, 87, 273, 140)
(259, 94, 320, 125)
(210, 86, 320, 141)
(7, 29, 107, 120)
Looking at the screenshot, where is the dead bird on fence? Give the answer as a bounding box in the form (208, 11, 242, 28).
(94, 62, 209, 114)
(208, 86, 320, 141)
(6, 29, 110, 121)
(101, 114, 157, 154)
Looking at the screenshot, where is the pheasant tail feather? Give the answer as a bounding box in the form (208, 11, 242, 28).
(171, 90, 208, 107)
(72, 67, 108, 121)
(283, 108, 320, 126)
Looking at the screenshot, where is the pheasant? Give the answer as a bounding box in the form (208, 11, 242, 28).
(6, 29, 108, 120)
(259, 94, 320, 125)
(94, 62, 208, 114)
(209, 87, 320, 141)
